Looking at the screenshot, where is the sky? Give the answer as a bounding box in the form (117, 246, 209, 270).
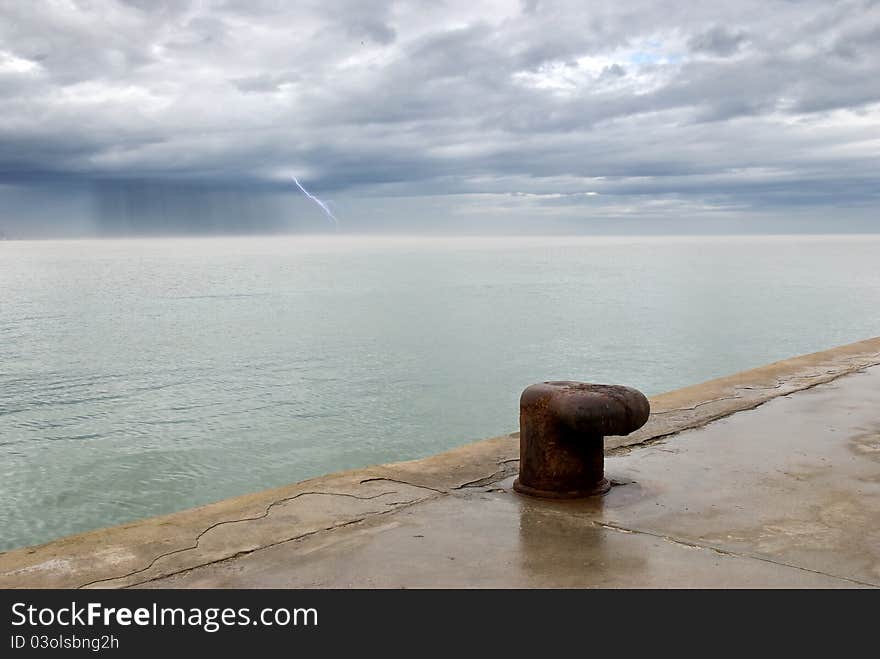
(1, 0, 879, 237)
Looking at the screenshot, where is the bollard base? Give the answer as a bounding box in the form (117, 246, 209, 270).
(512, 477, 611, 499)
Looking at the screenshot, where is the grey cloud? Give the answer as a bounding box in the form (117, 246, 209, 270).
(601, 63, 627, 77)
(232, 71, 300, 93)
(319, 0, 398, 45)
(0, 0, 878, 236)
(344, 18, 396, 45)
(831, 21, 880, 59)
(688, 25, 748, 57)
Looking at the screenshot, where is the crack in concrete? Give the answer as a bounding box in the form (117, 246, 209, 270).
(732, 367, 868, 392)
(361, 466, 521, 492)
(650, 359, 880, 417)
(651, 395, 744, 414)
(76, 489, 400, 590)
(122, 496, 437, 589)
(452, 459, 519, 490)
(359, 477, 447, 494)
(456, 471, 508, 489)
(594, 521, 879, 588)
(611, 360, 880, 455)
(112, 466, 527, 586)
(455, 457, 521, 489)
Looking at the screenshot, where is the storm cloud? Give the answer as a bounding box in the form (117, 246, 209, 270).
(1, 0, 878, 235)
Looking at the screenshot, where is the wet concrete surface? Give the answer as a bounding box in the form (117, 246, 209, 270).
(147, 365, 880, 588)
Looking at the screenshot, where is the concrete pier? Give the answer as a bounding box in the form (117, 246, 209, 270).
(2, 337, 879, 588)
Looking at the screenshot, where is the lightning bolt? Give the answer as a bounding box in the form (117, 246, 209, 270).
(292, 176, 340, 228)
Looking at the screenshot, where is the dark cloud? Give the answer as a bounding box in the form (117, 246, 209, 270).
(0, 0, 878, 236)
(688, 26, 747, 57)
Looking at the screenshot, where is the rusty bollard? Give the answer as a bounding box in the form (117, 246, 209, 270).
(513, 381, 650, 498)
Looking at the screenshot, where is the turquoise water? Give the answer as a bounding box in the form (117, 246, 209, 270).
(1, 234, 879, 551)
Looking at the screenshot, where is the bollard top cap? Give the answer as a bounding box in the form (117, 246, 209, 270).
(521, 381, 650, 437)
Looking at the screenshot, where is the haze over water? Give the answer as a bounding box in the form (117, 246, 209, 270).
(2, 234, 879, 551)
